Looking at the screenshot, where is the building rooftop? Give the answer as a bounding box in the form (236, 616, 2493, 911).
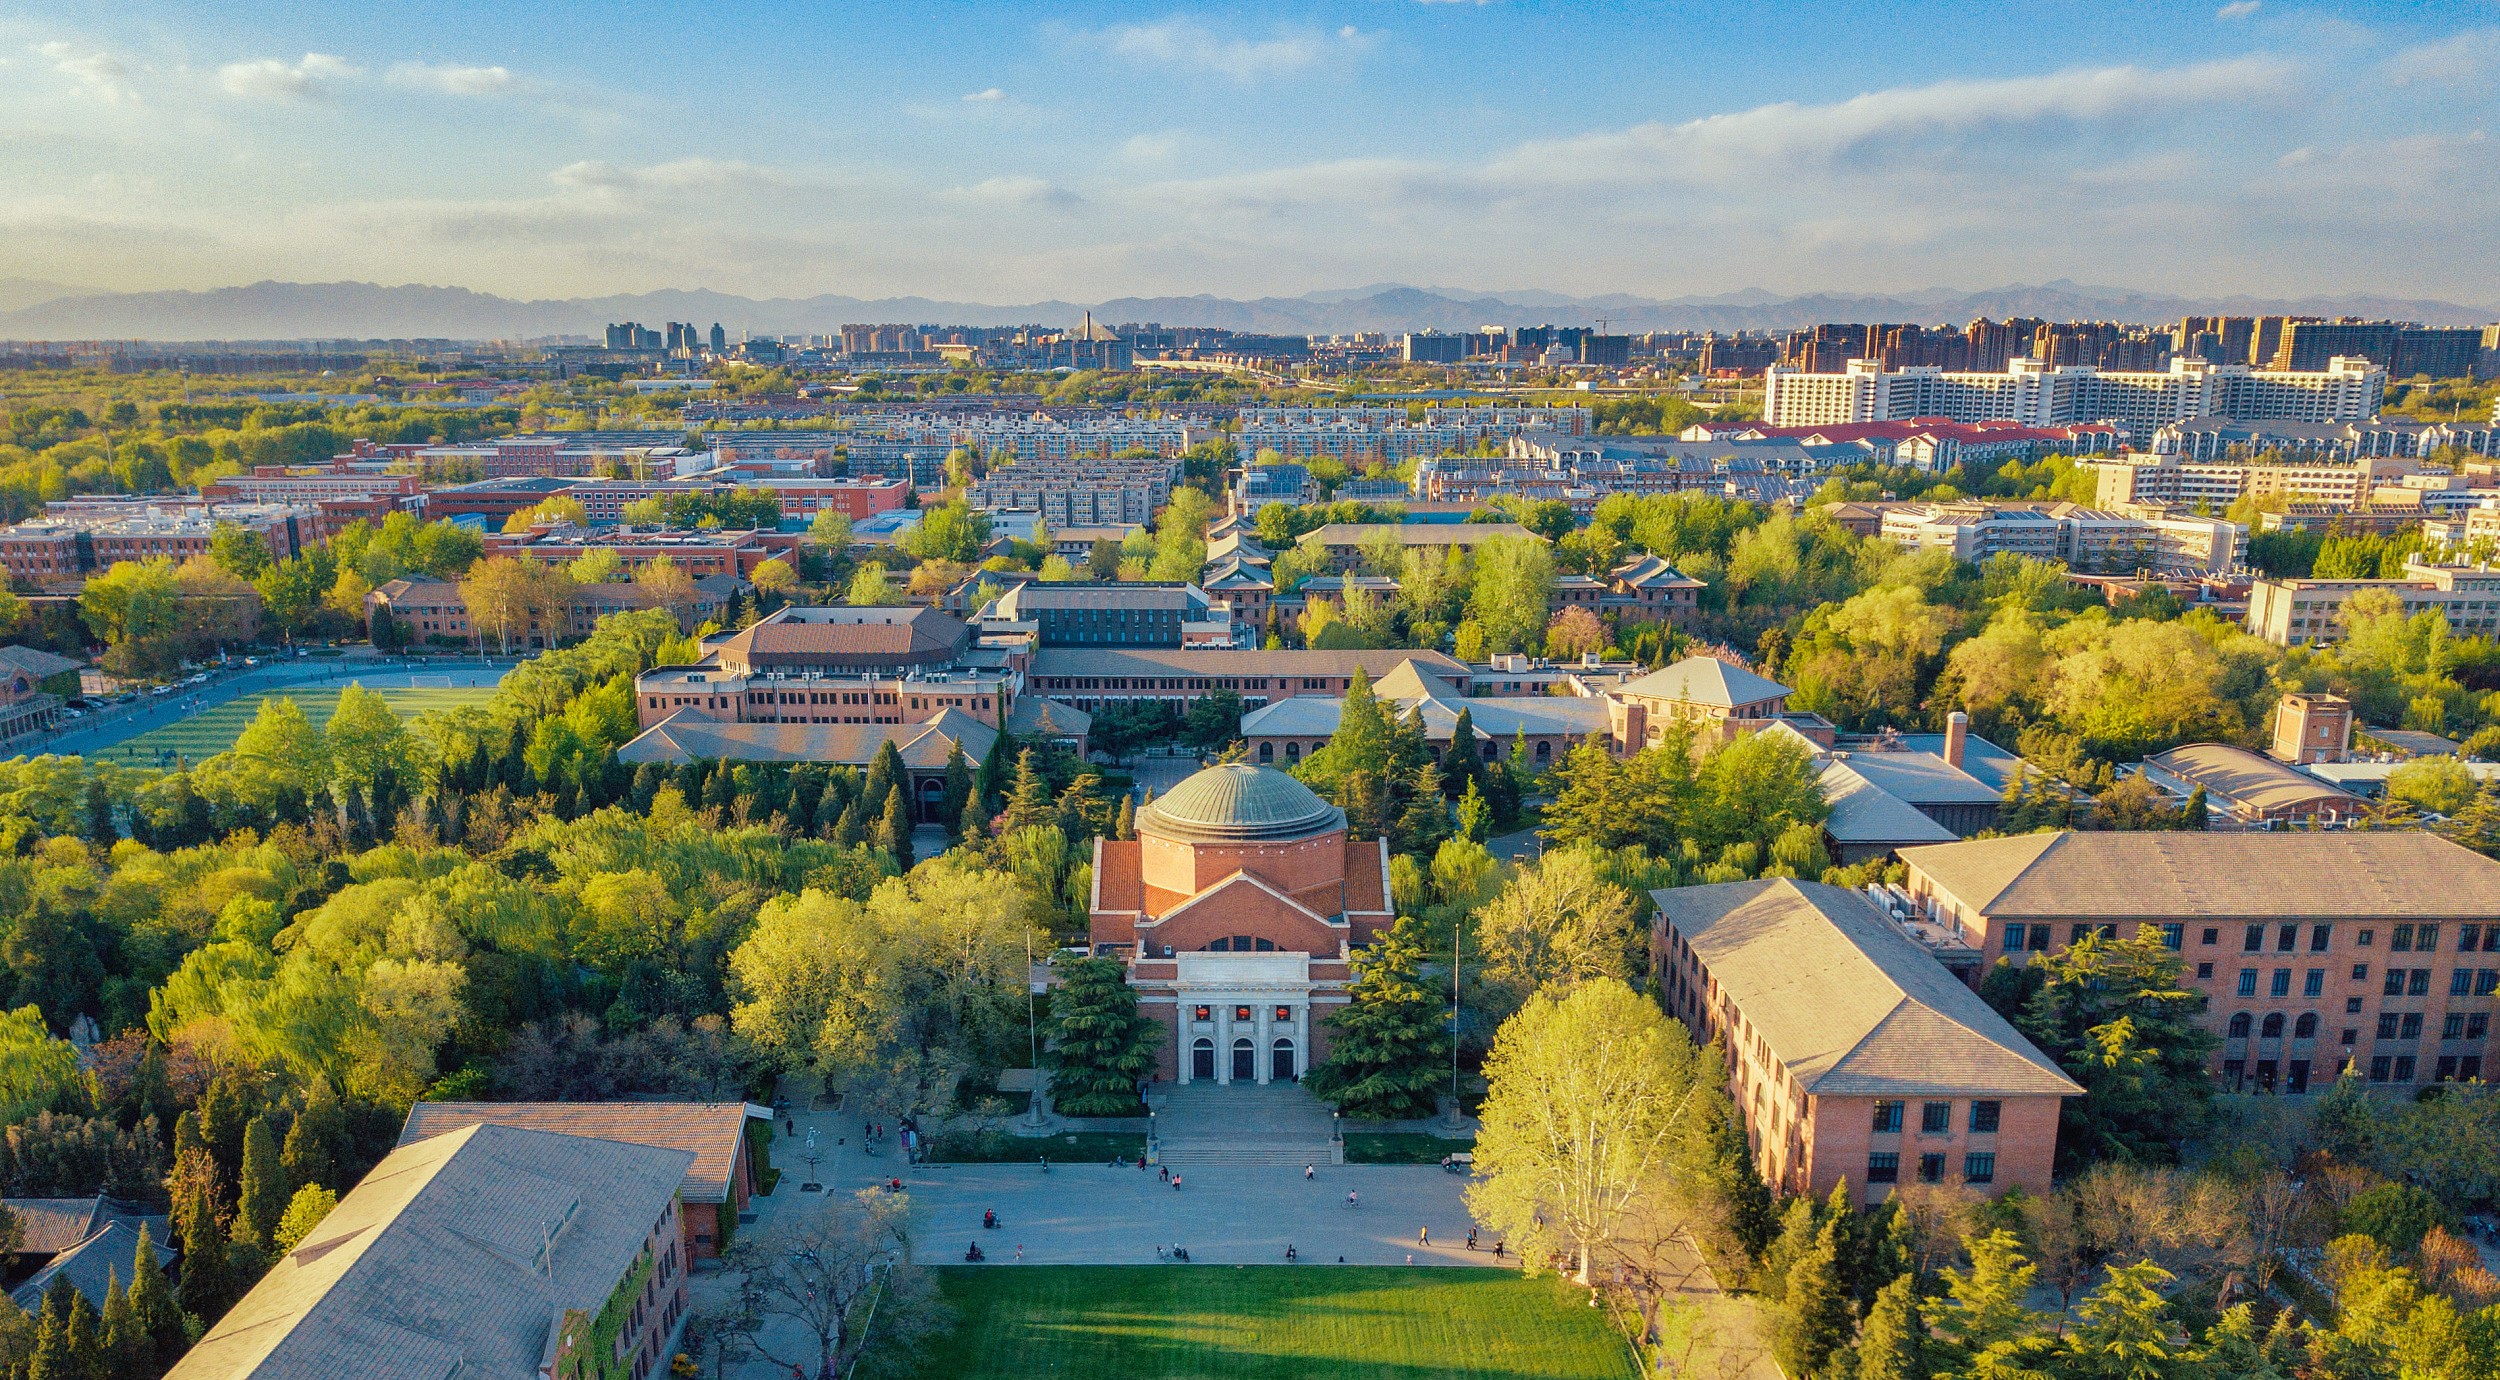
(1030, 646, 1470, 683)
(1824, 748, 2001, 807)
(1138, 763, 1346, 844)
(1296, 522, 1538, 547)
(1655, 879, 2080, 1099)
(1614, 655, 1790, 709)
(397, 1102, 762, 1205)
(9, 1219, 174, 1312)
(713, 605, 970, 671)
(166, 1122, 690, 1380)
(1818, 763, 1962, 847)
(1901, 831, 2500, 919)
(2143, 742, 2359, 813)
(1660, 885, 2070, 1100)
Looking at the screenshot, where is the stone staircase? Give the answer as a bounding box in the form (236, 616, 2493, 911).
(1147, 1081, 1342, 1167)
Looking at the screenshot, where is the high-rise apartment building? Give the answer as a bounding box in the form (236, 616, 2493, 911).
(1763, 356, 2384, 431)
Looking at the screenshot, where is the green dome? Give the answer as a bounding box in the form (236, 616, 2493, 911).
(1138, 763, 1346, 842)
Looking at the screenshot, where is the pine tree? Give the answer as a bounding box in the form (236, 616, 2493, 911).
(84, 778, 117, 847)
(1340, 768, 1393, 841)
(1040, 958, 1159, 1116)
(1393, 764, 1452, 855)
(124, 1226, 186, 1371)
(1304, 917, 1450, 1119)
(174, 1194, 233, 1325)
(2181, 785, 2210, 830)
(1853, 1273, 1932, 1380)
(1932, 1230, 2039, 1359)
(27, 1275, 74, 1380)
(781, 776, 813, 834)
(939, 741, 974, 833)
(1111, 794, 1135, 841)
(863, 740, 905, 815)
(98, 1265, 151, 1380)
(234, 1116, 284, 1251)
(997, 749, 1057, 834)
(1774, 1218, 1854, 1380)
(1455, 777, 1491, 843)
(1329, 668, 1393, 776)
(830, 801, 863, 849)
(957, 791, 990, 845)
(876, 786, 914, 869)
(1439, 705, 1487, 798)
(980, 729, 1014, 811)
(701, 762, 738, 811)
(2067, 1261, 2189, 1378)
(280, 1078, 343, 1193)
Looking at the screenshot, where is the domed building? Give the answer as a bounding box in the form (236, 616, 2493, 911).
(1089, 762, 1394, 1085)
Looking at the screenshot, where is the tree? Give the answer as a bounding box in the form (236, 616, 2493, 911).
(938, 741, 975, 833)
(173, 1186, 232, 1323)
(208, 522, 274, 580)
(2018, 929, 2218, 1170)
(1470, 848, 1638, 1013)
(1041, 958, 1158, 1116)
(749, 557, 798, 600)
(2066, 1260, 2193, 1380)
(1469, 535, 1557, 655)
(0, 1006, 83, 1123)
(2389, 756, 2479, 816)
(1467, 978, 1715, 1284)
(1853, 1273, 1933, 1380)
(1774, 1218, 1855, 1380)
(875, 786, 913, 868)
(996, 749, 1056, 834)
(566, 546, 623, 585)
(846, 562, 904, 607)
(459, 555, 557, 655)
(901, 501, 991, 563)
(323, 685, 415, 796)
(271, 1184, 336, 1255)
(1305, 917, 1451, 1119)
(233, 1115, 284, 1251)
(634, 555, 700, 627)
(718, 1191, 937, 1380)
(808, 508, 853, 559)
(1930, 1230, 2039, 1361)
(98, 1264, 151, 1380)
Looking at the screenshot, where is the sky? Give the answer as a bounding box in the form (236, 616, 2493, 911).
(4, 0, 2498, 306)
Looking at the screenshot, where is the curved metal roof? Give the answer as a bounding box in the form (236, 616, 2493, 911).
(1137, 763, 1346, 842)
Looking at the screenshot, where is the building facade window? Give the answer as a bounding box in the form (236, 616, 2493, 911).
(1921, 1101, 1952, 1134)
(1963, 1153, 1997, 1185)
(1872, 1101, 1904, 1134)
(1866, 1152, 1900, 1184)
(1969, 1101, 2001, 1134)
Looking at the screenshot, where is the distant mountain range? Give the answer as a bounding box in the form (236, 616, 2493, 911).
(2, 278, 2493, 342)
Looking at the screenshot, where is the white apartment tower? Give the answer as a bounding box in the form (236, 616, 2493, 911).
(1764, 356, 2385, 432)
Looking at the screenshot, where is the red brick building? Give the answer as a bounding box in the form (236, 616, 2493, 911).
(1089, 764, 1394, 1085)
(1653, 879, 2077, 1207)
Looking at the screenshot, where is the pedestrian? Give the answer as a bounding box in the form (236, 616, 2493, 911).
(1171, 1174, 1182, 1191)
(1159, 1164, 1170, 1183)
(1406, 1253, 1414, 1265)
(1418, 1226, 1430, 1247)
(1016, 1244, 1024, 1262)
(1493, 1241, 1505, 1259)
(1467, 1227, 1478, 1250)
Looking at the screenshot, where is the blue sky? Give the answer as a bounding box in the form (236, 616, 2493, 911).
(5, 1, 2497, 304)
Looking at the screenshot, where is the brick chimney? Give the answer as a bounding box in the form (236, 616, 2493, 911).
(1943, 710, 1968, 770)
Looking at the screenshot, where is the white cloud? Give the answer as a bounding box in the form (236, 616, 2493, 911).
(217, 52, 360, 101)
(944, 175, 1081, 209)
(34, 41, 136, 103)
(551, 158, 799, 196)
(962, 87, 1006, 103)
(385, 62, 516, 97)
(1093, 17, 1377, 81)
(2217, 1, 2261, 19)
(2380, 29, 2500, 86)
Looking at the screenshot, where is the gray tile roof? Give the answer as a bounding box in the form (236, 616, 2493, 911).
(1818, 763, 1961, 846)
(616, 707, 995, 768)
(167, 1123, 690, 1380)
(1614, 655, 1790, 709)
(1895, 732, 2025, 796)
(1825, 749, 2001, 807)
(9, 1219, 172, 1312)
(1654, 879, 2080, 1098)
(399, 1102, 760, 1205)
(1901, 831, 2500, 920)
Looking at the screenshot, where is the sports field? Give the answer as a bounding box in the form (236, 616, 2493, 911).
(108, 685, 498, 764)
(904, 1267, 1636, 1380)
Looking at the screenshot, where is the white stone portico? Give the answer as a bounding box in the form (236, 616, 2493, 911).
(1171, 952, 1313, 1085)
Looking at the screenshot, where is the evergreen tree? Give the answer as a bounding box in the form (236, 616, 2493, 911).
(1340, 768, 1394, 841)
(2066, 1261, 2192, 1380)
(876, 786, 914, 869)
(83, 779, 117, 847)
(1439, 705, 1488, 800)
(59, 1283, 100, 1380)
(272, 1184, 338, 1255)
(1931, 1230, 2039, 1361)
(174, 1194, 232, 1325)
(1774, 1218, 1854, 1380)
(124, 1226, 186, 1372)
(169, 775, 212, 848)
(780, 776, 813, 834)
(1852, 1273, 1932, 1380)
(1393, 764, 1452, 855)
(280, 1078, 343, 1193)
(1328, 668, 1393, 775)
(2017, 929, 2219, 1168)
(939, 741, 974, 832)
(234, 1116, 283, 1251)
(26, 1276, 74, 1380)
(996, 749, 1057, 834)
(957, 791, 990, 845)
(672, 758, 704, 803)
(830, 801, 863, 850)
(863, 740, 905, 813)
(98, 1266, 150, 1380)
(1454, 778, 1491, 843)
(980, 728, 1015, 811)
(1040, 958, 1159, 1116)
(701, 762, 738, 812)
(1709, 1105, 1780, 1264)
(1304, 917, 1450, 1118)
(1111, 794, 1135, 842)
(2181, 784, 2210, 830)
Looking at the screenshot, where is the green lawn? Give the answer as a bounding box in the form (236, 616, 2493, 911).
(902, 1266, 1636, 1380)
(110, 686, 499, 764)
(1344, 1132, 1473, 1165)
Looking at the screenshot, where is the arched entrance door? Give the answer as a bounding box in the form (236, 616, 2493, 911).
(916, 777, 945, 822)
(1191, 1038, 1214, 1081)
(1230, 1038, 1255, 1082)
(1272, 1039, 1296, 1082)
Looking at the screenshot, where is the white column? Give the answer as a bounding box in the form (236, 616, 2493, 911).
(1177, 1004, 1192, 1086)
(1295, 1004, 1310, 1080)
(1214, 1001, 1232, 1085)
(1254, 1002, 1273, 1085)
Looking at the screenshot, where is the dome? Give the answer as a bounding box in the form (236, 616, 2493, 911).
(1137, 763, 1347, 843)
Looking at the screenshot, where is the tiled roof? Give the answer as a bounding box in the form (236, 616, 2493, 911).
(3, 1197, 118, 1255)
(1901, 831, 2500, 920)
(0, 645, 82, 679)
(616, 708, 994, 769)
(167, 1123, 690, 1380)
(2144, 743, 2357, 812)
(1896, 731, 2026, 796)
(9, 1219, 173, 1312)
(1655, 880, 2079, 1098)
(715, 605, 968, 670)
(1296, 523, 1539, 547)
(1818, 763, 1960, 846)
(398, 1102, 758, 1203)
(1614, 655, 1790, 708)
(1006, 697, 1091, 739)
(1825, 749, 2001, 806)
(1032, 646, 1470, 682)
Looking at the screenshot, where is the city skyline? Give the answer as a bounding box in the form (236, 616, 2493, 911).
(6, 0, 2498, 305)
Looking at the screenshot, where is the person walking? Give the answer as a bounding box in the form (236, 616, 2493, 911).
(1171, 1173, 1183, 1191)
(1418, 1226, 1430, 1247)
(1304, 1164, 1314, 1180)
(1467, 1227, 1478, 1251)
(1159, 1164, 1170, 1183)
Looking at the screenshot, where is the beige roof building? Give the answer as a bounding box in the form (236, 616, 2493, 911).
(1899, 831, 2500, 921)
(2138, 743, 2360, 823)
(168, 1122, 691, 1380)
(398, 1103, 759, 1207)
(617, 706, 995, 768)
(1653, 880, 2079, 1099)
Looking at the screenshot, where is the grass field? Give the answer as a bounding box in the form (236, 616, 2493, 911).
(1344, 1132, 1473, 1165)
(111, 686, 499, 764)
(906, 1267, 1636, 1380)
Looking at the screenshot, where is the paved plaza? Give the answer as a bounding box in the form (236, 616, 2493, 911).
(900, 1159, 1499, 1267)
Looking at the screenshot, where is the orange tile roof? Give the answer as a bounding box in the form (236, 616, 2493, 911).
(1341, 839, 1389, 913)
(1093, 840, 1142, 911)
(397, 1102, 757, 1204)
